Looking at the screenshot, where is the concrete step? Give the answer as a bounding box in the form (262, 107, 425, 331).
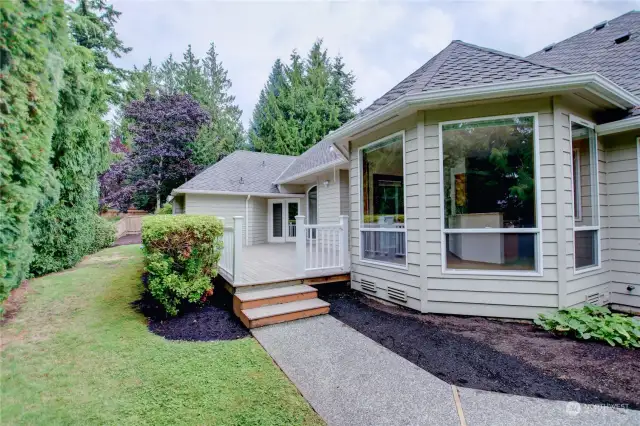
(239, 298, 330, 329)
(233, 285, 318, 315)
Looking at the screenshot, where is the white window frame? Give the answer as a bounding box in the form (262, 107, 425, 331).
(438, 113, 543, 277)
(358, 130, 408, 270)
(572, 148, 582, 222)
(570, 115, 601, 274)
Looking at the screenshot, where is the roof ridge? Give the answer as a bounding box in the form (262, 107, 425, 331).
(526, 10, 639, 58)
(417, 42, 460, 91)
(453, 40, 572, 75)
(237, 150, 297, 159)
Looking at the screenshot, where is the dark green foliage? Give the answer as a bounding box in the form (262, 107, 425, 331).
(249, 39, 361, 155)
(141, 215, 223, 316)
(29, 4, 116, 277)
(0, 0, 67, 299)
(535, 305, 640, 348)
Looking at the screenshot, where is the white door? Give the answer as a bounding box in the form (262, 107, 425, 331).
(268, 199, 285, 243)
(285, 200, 299, 242)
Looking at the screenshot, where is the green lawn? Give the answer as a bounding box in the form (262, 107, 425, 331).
(1, 245, 323, 425)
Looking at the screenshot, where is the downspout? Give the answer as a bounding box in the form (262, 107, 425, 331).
(245, 195, 251, 246)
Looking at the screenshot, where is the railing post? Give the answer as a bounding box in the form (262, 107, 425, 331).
(339, 215, 350, 271)
(295, 215, 306, 277)
(233, 216, 243, 283)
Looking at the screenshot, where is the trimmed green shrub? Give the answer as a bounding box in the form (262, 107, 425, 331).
(90, 216, 116, 253)
(534, 304, 640, 349)
(156, 202, 173, 215)
(141, 215, 223, 315)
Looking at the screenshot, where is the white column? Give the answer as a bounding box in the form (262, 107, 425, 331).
(233, 216, 243, 283)
(295, 215, 306, 277)
(339, 215, 350, 271)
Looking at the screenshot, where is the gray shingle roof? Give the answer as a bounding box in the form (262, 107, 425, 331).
(527, 11, 640, 98)
(357, 41, 569, 119)
(275, 138, 346, 183)
(176, 150, 296, 194)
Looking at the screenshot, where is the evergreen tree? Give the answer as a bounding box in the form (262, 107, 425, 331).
(0, 0, 67, 298)
(159, 53, 180, 95)
(71, 0, 131, 103)
(191, 42, 244, 166)
(178, 44, 206, 101)
(249, 39, 361, 156)
(249, 59, 286, 152)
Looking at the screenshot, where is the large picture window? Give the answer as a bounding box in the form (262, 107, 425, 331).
(359, 132, 406, 267)
(440, 114, 541, 274)
(571, 117, 600, 271)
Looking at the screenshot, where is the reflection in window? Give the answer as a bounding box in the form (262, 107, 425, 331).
(571, 121, 599, 270)
(360, 133, 406, 266)
(441, 115, 539, 272)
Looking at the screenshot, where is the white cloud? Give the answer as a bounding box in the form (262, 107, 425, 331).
(111, 0, 639, 127)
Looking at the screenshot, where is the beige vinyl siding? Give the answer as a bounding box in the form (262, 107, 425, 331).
(172, 195, 185, 214)
(421, 98, 559, 318)
(339, 170, 350, 216)
(304, 171, 342, 225)
(603, 132, 640, 309)
(249, 197, 268, 245)
(554, 102, 611, 307)
(184, 194, 247, 244)
(350, 115, 422, 311)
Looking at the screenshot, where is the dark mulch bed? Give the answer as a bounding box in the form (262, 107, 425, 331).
(319, 287, 639, 410)
(133, 288, 249, 342)
(113, 233, 142, 246)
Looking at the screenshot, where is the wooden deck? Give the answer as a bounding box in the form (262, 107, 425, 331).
(230, 243, 348, 287)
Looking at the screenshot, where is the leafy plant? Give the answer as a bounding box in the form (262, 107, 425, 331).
(156, 203, 173, 215)
(90, 216, 116, 253)
(534, 305, 640, 348)
(141, 215, 222, 316)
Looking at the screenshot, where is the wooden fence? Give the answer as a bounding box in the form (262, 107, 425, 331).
(115, 215, 145, 239)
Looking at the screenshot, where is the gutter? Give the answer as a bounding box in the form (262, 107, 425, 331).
(274, 157, 348, 184)
(595, 115, 640, 136)
(172, 189, 305, 198)
(325, 73, 640, 145)
(245, 195, 250, 246)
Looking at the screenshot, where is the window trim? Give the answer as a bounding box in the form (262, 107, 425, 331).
(572, 148, 582, 222)
(358, 130, 408, 270)
(438, 112, 543, 277)
(570, 114, 601, 274)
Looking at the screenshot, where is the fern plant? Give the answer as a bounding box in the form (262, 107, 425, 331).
(534, 305, 640, 349)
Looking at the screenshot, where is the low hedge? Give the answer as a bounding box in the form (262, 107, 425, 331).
(141, 215, 223, 316)
(90, 215, 116, 253)
(156, 202, 173, 215)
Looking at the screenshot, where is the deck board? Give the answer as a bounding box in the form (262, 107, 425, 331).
(235, 243, 344, 285)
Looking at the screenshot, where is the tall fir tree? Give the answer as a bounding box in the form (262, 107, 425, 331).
(178, 44, 206, 101)
(191, 42, 244, 166)
(249, 39, 360, 156)
(159, 53, 180, 95)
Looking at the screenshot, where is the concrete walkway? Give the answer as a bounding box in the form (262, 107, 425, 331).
(252, 316, 640, 426)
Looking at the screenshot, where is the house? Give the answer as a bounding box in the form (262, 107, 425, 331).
(172, 11, 640, 327)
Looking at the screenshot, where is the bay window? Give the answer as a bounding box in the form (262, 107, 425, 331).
(440, 114, 541, 274)
(359, 132, 407, 267)
(571, 118, 600, 271)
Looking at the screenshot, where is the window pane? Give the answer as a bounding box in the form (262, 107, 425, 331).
(575, 230, 598, 269)
(272, 203, 282, 237)
(361, 134, 404, 230)
(445, 232, 536, 271)
(571, 123, 598, 227)
(442, 116, 536, 229)
(361, 231, 406, 265)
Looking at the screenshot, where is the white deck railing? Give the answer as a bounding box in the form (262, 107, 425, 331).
(296, 215, 350, 276)
(217, 216, 243, 283)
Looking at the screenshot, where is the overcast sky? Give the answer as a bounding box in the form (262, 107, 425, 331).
(111, 0, 639, 127)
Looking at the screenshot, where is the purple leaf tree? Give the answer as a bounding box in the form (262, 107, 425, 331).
(100, 93, 210, 211)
